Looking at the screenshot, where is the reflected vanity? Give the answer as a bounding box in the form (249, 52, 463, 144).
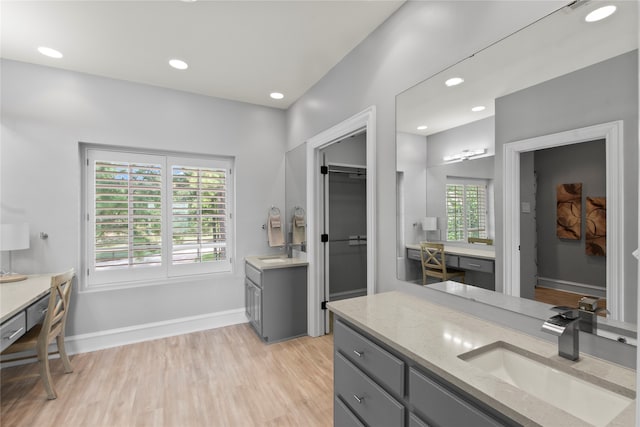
(396, 0, 638, 347)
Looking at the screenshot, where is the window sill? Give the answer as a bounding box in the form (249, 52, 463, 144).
(79, 270, 238, 294)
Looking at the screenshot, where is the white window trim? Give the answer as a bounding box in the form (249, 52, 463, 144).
(81, 145, 234, 292)
(446, 177, 490, 242)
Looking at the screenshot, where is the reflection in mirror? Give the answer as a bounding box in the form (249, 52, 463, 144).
(396, 0, 638, 344)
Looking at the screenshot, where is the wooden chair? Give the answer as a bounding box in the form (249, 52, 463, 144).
(419, 242, 465, 285)
(1, 269, 75, 399)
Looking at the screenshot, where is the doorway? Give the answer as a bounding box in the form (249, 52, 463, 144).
(322, 162, 368, 332)
(305, 106, 376, 336)
(503, 120, 624, 321)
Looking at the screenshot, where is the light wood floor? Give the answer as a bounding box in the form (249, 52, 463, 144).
(535, 287, 607, 316)
(1, 323, 334, 427)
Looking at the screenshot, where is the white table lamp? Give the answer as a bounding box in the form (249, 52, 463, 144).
(421, 217, 440, 241)
(1, 222, 30, 283)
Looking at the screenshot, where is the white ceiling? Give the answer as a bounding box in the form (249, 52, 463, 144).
(0, 0, 404, 109)
(397, 0, 639, 136)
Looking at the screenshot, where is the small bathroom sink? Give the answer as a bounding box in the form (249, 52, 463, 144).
(459, 341, 633, 427)
(257, 256, 286, 264)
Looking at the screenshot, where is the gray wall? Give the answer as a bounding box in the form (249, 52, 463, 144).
(286, 0, 563, 299)
(535, 140, 607, 288)
(396, 132, 427, 250)
(495, 50, 638, 323)
(1, 59, 287, 336)
(426, 117, 495, 168)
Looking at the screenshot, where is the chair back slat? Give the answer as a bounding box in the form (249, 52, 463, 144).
(420, 242, 448, 274)
(38, 269, 75, 349)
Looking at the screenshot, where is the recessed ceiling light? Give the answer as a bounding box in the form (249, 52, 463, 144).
(585, 5, 616, 22)
(37, 46, 63, 59)
(445, 77, 464, 87)
(270, 92, 284, 100)
(471, 106, 486, 112)
(417, 125, 428, 130)
(169, 59, 188, 70)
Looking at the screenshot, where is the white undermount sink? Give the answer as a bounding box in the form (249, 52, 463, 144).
(258, 257, 286, 264)
(459, 341, 633, 427)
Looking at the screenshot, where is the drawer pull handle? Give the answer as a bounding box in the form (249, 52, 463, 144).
(353, 350, 364, 357)
(353, 394, 364, 404)
(467, 263, 481, 268)
(40, 308, 48, 314)
(5, 327, 24, 340)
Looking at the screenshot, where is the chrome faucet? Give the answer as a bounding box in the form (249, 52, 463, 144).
(577, 296, 608, 334)
(541, 306, 580, 361)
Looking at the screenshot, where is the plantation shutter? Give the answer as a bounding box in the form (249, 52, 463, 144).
(94, 160, 163, 270)
(446, 179, 488, 241)
(465, 184, 487, 239)
(446, 184, 465, 241)
(171, 165, 228, 265)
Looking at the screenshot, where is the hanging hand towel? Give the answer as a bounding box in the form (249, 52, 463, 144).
(268, 213, 285, 247)
(292, 213, 306, 245)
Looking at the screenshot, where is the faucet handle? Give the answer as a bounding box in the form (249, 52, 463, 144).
(550, 306, 579, 319)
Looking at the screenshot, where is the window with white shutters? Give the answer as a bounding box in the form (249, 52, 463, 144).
(446, 178, 487, 242)
(85, 148, 233, 289)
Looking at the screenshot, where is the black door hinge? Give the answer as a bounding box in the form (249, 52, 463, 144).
(320, 165, 328, 175)
(321, 234, 329, 243)
(321, 301, 328, 310)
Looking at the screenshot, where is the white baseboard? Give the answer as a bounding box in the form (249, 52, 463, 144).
(537, 277, 606, 298)
(1, 309, 248, 368)
(330, 288, 367, 301)
(65, 308, 248, 355)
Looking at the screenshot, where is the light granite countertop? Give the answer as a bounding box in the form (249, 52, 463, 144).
(328, 291, 636, 427)
(245, 254, 308, 271)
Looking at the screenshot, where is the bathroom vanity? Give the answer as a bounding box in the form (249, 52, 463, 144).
(328, 292, 635, 427)
(245, 255, 308, 343)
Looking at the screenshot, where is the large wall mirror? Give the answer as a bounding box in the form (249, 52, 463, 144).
(396, 0, 638, 344)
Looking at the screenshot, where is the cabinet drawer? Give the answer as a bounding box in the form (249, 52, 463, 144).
(407, 249, 421, 261)
(245, 262, 262, 286)
(409, 368, 503, 427)
(335, 319, 405, 396)
(0, 311, 26, 352)
(335, 395, 366, 427)
(409, 412, 431, 427)
(335, 352, 404, 427)
(26, 294, 50, 330)
(459, 256, 494, 273)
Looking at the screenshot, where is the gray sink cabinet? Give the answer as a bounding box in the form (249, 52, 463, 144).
(333, 317, 519, 427)
(245, 260, 307, 343)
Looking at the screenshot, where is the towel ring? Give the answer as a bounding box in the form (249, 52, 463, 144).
(269, 206, 280, 216)
(294, 206, 305, 217)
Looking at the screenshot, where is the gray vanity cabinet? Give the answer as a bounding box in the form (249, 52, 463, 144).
(333, 317, 518, 427)
(244, 261, 307, 343)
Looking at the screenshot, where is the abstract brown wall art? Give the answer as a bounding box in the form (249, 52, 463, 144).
(586, 196, 606, 256)
(556, 183, 582, 240)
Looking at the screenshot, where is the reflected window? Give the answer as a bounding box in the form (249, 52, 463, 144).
(446, 178, 488, 241)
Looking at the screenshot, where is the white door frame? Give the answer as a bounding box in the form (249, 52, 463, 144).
(306, 106, 376, 337)
(503, 120, 624, 321)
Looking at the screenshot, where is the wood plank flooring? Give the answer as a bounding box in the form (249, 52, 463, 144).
(535, 286, 607, 316)
(1, 323, 334, 427)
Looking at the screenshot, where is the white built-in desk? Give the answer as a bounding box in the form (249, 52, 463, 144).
(0, 275, 52, 352)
